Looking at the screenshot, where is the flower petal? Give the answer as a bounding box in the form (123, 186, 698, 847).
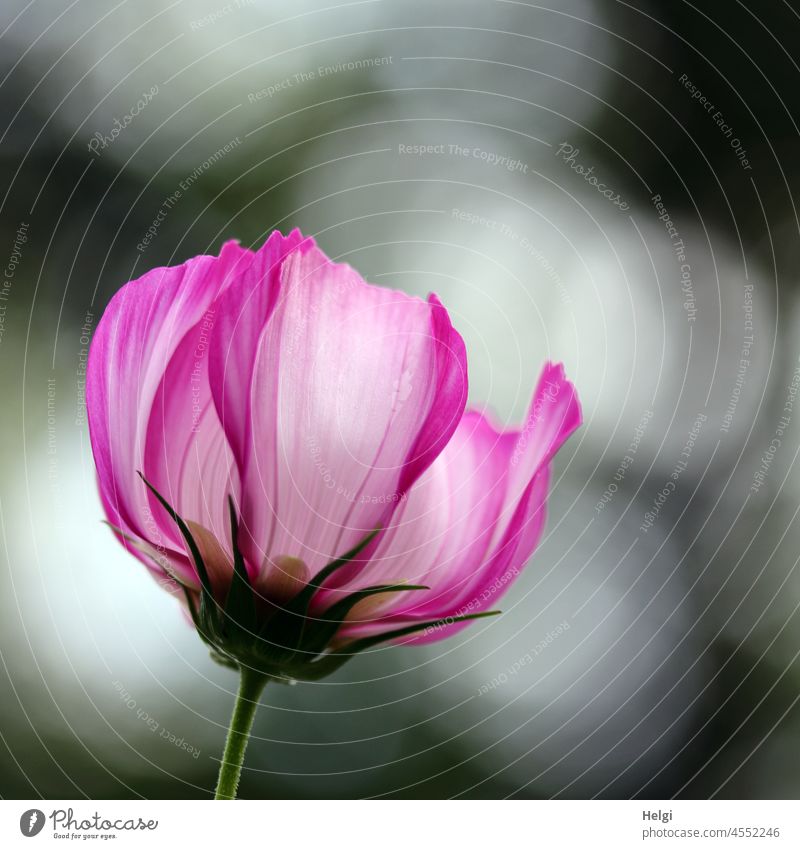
(87, 240, 250, 577)
(335, 362, 581, 644)
(234, 243, 468, 579)
(208, 228, 313, 471)
(143, 316, 242, 553)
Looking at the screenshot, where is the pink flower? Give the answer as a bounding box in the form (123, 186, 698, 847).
(87, 229, 580, 680)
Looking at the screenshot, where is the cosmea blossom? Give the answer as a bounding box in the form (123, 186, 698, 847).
(87, 229, 581, 681)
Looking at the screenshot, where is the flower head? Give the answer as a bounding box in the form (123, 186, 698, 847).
(87, 229, 580, 681)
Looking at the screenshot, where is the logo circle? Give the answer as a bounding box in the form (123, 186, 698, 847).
(19, 809, 45, 837)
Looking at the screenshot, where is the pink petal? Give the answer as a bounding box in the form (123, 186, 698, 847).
(143, 322, 241, 558)
(87, 241, 251, 582)
(321, 409, 513, 610)
(208, 228, 312, 471)
(230, 243, 468, 579)
(335, 362, 581, 644)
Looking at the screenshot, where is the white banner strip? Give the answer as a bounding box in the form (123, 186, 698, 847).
(1, 800, 797, 847)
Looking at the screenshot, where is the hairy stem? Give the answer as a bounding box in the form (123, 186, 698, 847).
(214, 667, 268, 800)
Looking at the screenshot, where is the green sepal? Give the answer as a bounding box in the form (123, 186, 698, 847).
(268, 527, 383, 658)
(208, 649, 239, 670)
(182, 586, 202, 631)
(137, 472, 215, 604)
(299, 610, 501, 680)
(222, 496, 257, 638)
(285, 526, 382, 618)
(198, 591, 224, 645)
(303, 584, 429, 655)
(182, 587, 224, 657)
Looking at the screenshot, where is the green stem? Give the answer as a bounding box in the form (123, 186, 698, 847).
(214, 667, 268, 800)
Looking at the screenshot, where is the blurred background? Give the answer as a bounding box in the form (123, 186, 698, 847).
(1, 0, 799, 800)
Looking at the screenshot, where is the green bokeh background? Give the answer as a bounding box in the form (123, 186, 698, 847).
(1, 0, 800, 799)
